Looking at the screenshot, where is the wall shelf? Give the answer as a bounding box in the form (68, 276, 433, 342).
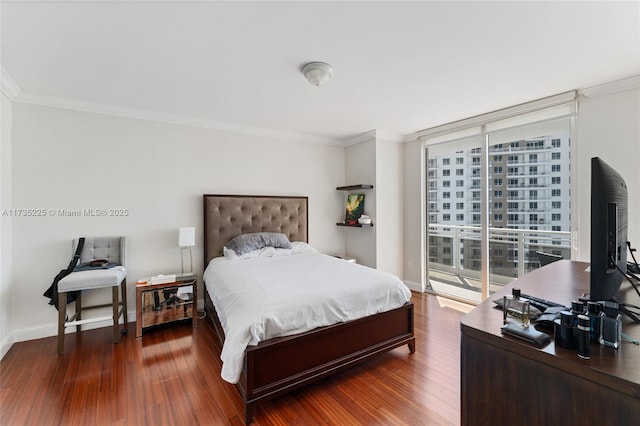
(336, 222, 373, 227)
(337, 184, 374, 228)
(336, 184, 373, 191)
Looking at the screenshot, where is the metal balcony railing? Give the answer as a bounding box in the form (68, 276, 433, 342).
(427, 223, 571, 291)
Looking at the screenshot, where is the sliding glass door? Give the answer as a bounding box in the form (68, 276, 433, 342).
(426, 136, 485, 303)
(424, 100, 575, 303)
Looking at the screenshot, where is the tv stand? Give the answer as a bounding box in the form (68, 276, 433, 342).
(460, 260, 640, 425)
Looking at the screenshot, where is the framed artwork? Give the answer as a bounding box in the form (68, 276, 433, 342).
(345, 194, 365, 224)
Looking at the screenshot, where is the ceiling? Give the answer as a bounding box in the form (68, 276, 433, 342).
(2, 1, 639, 144)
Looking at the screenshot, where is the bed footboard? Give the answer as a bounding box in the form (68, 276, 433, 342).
(204, 290, 415, 424)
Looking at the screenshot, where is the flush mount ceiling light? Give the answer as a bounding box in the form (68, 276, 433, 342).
(302, 62, 334, 87)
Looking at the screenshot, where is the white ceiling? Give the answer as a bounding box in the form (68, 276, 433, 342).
(2, 1, 639, 143)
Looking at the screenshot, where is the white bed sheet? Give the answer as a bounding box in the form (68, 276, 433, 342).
(203, 252, 412, 383)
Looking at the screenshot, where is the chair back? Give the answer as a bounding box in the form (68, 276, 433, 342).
(72, 237, 127, 268)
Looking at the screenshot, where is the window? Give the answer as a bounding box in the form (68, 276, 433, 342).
(443, 180, 451, 187)
(429, 214, 437, 222)
(443, 158, 450, 165)
(552, 177, 561, 184)
(443, 170, 450, 176)
(443, 203, 450, 210)
(552, 226, 561, 231)
(552, 139, 561, 148)
(552, 164, 561, 172)
(552, 213, 561, 221)
(552, 201, 561, 208)
(423, 94, 573, 303)
(443, 214, 450, 221)
(552, 189, 561, 196)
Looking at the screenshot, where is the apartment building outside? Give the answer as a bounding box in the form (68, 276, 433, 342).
(427, 134, 571, 282)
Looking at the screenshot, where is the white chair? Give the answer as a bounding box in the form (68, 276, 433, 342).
(57, 237, 128, 355)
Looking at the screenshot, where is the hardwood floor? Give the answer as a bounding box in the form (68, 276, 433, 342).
(0, 292, 472, 425)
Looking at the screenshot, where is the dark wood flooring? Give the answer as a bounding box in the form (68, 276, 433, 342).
(0, 292, 472, 425)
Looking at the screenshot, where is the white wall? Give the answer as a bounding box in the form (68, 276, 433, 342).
(402, 140, 423, 289)
(575, 85, 640, 261)
(9, 103, 346, 343)
(375, 138, 403, 278)
(1, 91, 14, 358)
(344, 139, 376, 268)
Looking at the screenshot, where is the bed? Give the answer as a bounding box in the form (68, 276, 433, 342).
(203, 194, 415, 424)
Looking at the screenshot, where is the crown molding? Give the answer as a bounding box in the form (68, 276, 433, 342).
(342, 129, 404, 147)
(1, 68, 21, 100)
(13, 91, 344, 146)
(580, 74, 640, 99)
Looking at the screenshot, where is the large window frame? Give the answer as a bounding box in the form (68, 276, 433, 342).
(420, 92, 577, 302)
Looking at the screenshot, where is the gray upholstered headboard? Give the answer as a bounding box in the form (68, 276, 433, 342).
(203, 194, 308, 266)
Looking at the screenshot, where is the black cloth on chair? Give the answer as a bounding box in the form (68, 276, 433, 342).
(43, 237, 85, 310)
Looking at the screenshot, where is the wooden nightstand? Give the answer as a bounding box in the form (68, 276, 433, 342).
(136, 274, 197, 337)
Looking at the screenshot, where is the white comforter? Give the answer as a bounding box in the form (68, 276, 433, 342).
(203, 252, 412, 383)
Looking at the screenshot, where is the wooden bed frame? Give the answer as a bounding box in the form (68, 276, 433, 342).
(203, 194, 415, 424)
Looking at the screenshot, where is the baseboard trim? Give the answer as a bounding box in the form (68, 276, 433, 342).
(403, 279, 423, 293)
(0, 332, 14, 360)
(10, 309, 137, 344)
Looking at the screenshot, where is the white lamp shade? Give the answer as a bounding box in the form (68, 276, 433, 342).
(179, 227, 195, 247)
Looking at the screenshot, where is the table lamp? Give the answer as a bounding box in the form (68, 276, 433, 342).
(179, 226, 195, 274)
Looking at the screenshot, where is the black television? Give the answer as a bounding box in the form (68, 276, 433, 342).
(590, 157, 628, 301)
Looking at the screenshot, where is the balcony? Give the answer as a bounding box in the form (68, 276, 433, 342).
(426, 223, 571, 297)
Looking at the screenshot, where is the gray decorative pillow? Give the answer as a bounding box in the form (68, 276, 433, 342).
(225, 232, 292, 256)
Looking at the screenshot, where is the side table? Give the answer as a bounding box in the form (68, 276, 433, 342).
(136, 274, 197, 337)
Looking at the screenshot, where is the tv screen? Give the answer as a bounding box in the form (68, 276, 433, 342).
(590, 157, 628, 301)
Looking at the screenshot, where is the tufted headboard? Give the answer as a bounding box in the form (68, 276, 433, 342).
(203, 194, 308, 266)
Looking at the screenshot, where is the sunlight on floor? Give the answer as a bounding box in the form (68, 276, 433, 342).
(435, 295, 475, 314)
